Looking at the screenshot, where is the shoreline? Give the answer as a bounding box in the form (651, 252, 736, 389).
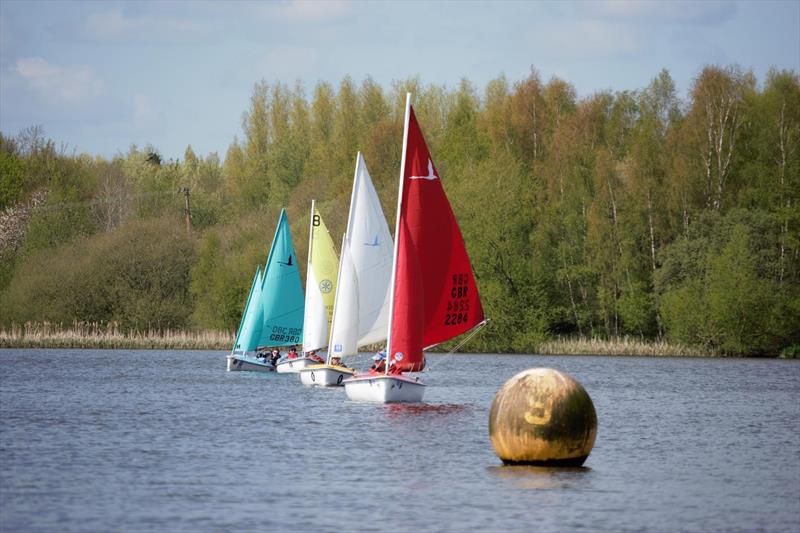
(0, 322, 732, 357)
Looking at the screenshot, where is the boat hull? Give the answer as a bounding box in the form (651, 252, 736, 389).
(343, 373, 425, 403)
(299, 365, 354, 387)
(227, 355, 275, 372)
(276, 357, 318, 373)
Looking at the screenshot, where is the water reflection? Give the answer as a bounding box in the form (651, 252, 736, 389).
(487, 465, 592, 490)
(385, 403, 470, 417)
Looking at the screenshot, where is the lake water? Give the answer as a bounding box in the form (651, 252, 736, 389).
(1, 349, 798, 532)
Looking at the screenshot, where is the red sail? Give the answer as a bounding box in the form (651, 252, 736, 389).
(389, 106, 485, 373)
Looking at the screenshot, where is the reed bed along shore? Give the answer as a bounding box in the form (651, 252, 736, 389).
(536, 336, 717, 357)
(0, 322, 234, 350)
(0, 322, 720, 356)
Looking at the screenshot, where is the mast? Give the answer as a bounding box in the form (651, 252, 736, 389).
(304, 200, 316, 355)
(385, 92, 412, 375)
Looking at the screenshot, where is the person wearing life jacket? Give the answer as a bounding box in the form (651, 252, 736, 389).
(307, 350, 324, 364)
(370, 351, 387, 373)
(287, 346, 299, 359)
(268, 349, 281, 366)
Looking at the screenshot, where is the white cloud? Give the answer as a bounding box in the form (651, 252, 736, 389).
(84, 8, 209, 43)
(246, 0, 351, 23)
(538, 20, 641, 60)
(14, 57, 103, 104)
(583, 0, 736, 25)
(259, 45, 321, 80)
(133, 93, 157, 129)
(275, 0, 350, 21)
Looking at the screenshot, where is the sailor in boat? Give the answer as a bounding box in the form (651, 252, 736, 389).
(370, 351, 387, 373)
(287, 346, 299, 359)
(269, 349, 282, 366)
(307, 350, 325, 364)
(330, 356, 347, 368)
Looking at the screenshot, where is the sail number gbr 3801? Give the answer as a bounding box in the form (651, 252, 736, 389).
(444, 273, 470, 326)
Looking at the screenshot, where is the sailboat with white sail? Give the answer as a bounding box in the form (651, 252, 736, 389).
(277, 201, 338, 373)
(227, 209, 305, 372)
(343, 94, 486, 402)
(299, 153, 394, 387)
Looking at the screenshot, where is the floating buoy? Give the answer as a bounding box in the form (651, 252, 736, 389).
(489, 368, 597, 466)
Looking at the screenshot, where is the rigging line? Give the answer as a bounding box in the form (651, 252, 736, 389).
(423, 318, 490, 372)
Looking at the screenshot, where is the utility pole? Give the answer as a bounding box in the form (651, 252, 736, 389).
(181, 187, 191, 236)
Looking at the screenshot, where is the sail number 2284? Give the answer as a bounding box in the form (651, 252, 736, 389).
(444, 273, 470, 326)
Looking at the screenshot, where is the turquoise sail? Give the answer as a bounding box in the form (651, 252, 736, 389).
(232, 265, 263, 353)
(257, 209, 305, 347)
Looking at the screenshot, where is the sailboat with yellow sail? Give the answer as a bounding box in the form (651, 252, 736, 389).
(277, 200, 338, 373)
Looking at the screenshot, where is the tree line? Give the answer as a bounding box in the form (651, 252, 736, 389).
(1, 66, 798, 356)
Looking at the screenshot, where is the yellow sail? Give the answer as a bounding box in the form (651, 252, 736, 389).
(303, 203, 339, 352)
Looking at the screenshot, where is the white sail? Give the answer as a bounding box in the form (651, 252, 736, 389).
(328, 236, 359, 357)
(303, 266, 329, 352)
(328, 153, 393, 356)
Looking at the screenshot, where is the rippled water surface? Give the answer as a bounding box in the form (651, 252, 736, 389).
(1, 350, 798, 532)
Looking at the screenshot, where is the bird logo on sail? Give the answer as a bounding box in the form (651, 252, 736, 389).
(409, 159, 438, 181)
(278, 255, 294, 267)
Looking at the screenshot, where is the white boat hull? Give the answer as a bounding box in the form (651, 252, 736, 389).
(299, 365, 355, 387)
(275, 357, 318, 373)
(343, 374, 425, 403)
(227, 354, 275, 372)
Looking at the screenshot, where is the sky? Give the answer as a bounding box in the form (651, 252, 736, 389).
(1, 0, 798, 161)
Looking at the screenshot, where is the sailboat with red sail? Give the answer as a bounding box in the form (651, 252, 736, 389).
(343, 93, 486, 403)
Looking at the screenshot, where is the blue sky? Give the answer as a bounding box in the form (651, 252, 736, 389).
(1, 0, 798, 161)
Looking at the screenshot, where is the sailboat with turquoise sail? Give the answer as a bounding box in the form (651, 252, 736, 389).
(299, 153, 394, 387)
(227, 209, 305, 372)
(227, 266, 272, 371)
(277, 201, 338, 373)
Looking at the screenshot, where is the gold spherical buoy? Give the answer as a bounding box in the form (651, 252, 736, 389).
(489, 368, 597, 466)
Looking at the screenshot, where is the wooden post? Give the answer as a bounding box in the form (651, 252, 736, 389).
(182, 187, 191, 236)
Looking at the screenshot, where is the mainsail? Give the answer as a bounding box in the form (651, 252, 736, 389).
(302, 201, 339, 353)
(387, 102, 485, 373)
(232, 265, 263, 353)
(328, 153, 394, 359)
(256, 209, 305, 348)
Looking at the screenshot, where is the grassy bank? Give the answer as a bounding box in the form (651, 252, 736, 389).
(0, 322, 234, 350)
(0, 322, 724, 356)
